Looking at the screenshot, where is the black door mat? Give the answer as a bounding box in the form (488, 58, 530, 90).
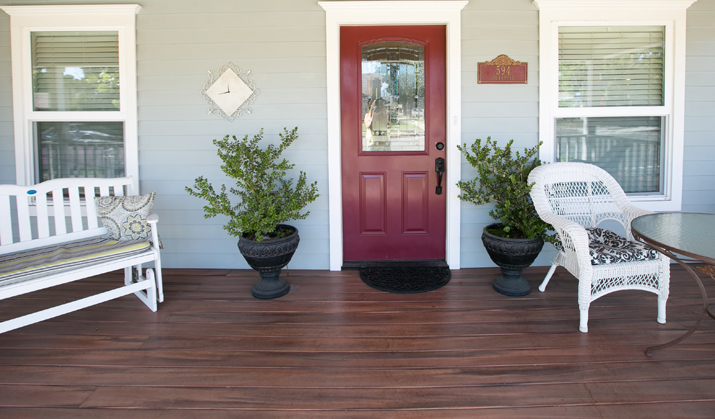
(359, 266, 451, 294)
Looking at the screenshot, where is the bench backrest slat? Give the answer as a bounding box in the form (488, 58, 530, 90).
(68, 187, 83, 233)
(85, 187, 100, 229)
(0, 177, 138, 251)
(16, 194, 32, 242)
(52, 189, 67, 235)
(35, 192, 50, 238)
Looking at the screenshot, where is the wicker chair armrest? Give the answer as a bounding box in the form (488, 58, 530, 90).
(598, 169, 654, 222)
(618, 202, 653, 220)
(614, 201, 653, 237)
(541, 213, 593, 275)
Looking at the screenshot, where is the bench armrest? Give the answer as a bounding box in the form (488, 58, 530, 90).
(147, 213, 161, 249)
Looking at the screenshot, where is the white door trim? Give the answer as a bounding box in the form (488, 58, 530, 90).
(320, 1, 467, 271)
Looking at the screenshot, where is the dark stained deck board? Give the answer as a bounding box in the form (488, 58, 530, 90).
(1, 404, 715, 419)
(73, 379, 715, 408)
(2, 361, 715, 388)
(0, 265, 714, 417)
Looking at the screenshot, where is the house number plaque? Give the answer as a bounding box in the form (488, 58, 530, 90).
(478, 54, 528, 84)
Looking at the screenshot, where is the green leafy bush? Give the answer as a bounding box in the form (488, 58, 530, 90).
(457, 137, 552, 241)
(186, 127, 319, 241)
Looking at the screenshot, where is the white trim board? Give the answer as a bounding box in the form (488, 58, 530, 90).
(319, 1, 468, 271)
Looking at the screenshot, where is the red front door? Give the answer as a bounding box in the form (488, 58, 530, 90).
(341, 26, 447, 262)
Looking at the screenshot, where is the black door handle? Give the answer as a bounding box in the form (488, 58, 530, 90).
(435, 157, 444, 195)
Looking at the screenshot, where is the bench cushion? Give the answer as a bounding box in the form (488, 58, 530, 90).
(0, 237, 151, 288)
(554, 227, 660, 265)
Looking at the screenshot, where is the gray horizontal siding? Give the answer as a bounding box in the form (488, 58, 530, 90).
(138, 0, 324, 14)
(138, 121, 327, 137)
(138, 42, 326, 60)
(687, 9, 715, 25)
(138, 11, 325, 29)
(138, 104, 327, 122)
(684, 1, 715, 213)
(140, 165, 328, 184)
(685, 86, 715, 101)
(139, 58, 326, 76)
(462, 9, 538, 26)
(138, 27, 326, 45)
(140, 149, 328, 167)
(459, 0, 540, 268)
(134, 0, 328, 269)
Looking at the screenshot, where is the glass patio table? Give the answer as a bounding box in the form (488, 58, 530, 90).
(631, 212, 715, 356)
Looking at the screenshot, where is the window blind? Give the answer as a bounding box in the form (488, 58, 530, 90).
(32, 31, 120, 111)
(559, 26, 665, 108)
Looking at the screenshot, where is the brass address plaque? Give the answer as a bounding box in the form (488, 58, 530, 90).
(478, 54, 528, 84)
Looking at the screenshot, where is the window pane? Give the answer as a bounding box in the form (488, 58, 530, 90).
(559, 26, 665, 108)
(35, 122, 124, 181)
(32, 31, 120, 111)
(555, 117, 663, 193)
(361, 42, 425, 152)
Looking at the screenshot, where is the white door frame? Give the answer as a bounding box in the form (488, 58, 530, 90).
(320, 1, 467, 271)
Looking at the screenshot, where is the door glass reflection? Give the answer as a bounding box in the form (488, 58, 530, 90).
(361, 41, 425, 152)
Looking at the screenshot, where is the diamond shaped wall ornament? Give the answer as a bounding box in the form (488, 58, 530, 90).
(201, 62, 259, 121)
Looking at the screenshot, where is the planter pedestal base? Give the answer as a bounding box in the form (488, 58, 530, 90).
(252, 272, 290, 299)
(492, 269, 531, 297)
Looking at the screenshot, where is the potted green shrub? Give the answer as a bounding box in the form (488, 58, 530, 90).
(457, 137, 552, 296)
(186, 127, 319, 299)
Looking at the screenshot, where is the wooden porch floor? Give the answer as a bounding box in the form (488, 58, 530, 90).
(1, 265, 714, 418)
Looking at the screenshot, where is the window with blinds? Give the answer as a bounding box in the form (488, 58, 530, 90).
(558, 26, 665, 108)
(31, 31, 120, 111)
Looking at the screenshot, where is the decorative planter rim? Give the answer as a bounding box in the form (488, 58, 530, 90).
(239, 224, 299, 244)
(482, 222, 544, 244)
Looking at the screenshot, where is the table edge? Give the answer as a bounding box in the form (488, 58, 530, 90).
(631, 213, 715, 265)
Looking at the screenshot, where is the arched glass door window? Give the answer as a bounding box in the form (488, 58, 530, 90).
(361, 41, 425, 152)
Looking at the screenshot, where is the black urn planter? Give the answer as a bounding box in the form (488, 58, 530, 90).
(481, 223, 544, 297)
(237, 224, 300, 299)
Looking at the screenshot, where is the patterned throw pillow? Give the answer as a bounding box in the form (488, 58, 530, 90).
(95, 193, 156, 242)
(553, 227, 659, 265)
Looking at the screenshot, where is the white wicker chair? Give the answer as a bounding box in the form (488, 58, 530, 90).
(528, 162, 670, 332)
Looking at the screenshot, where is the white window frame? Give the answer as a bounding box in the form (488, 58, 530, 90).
(1, 5, 141, 186)
(534, 0, 697, 211)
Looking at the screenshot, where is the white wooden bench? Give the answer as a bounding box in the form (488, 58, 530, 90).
(0, 177, 163, 334)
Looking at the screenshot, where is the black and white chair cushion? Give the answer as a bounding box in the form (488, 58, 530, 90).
(554, 228, 659, 265)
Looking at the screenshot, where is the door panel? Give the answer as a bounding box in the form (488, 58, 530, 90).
(341, 26, 446, 262)
(359, 173, 386, 235)
(402, 172, 429, 234)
